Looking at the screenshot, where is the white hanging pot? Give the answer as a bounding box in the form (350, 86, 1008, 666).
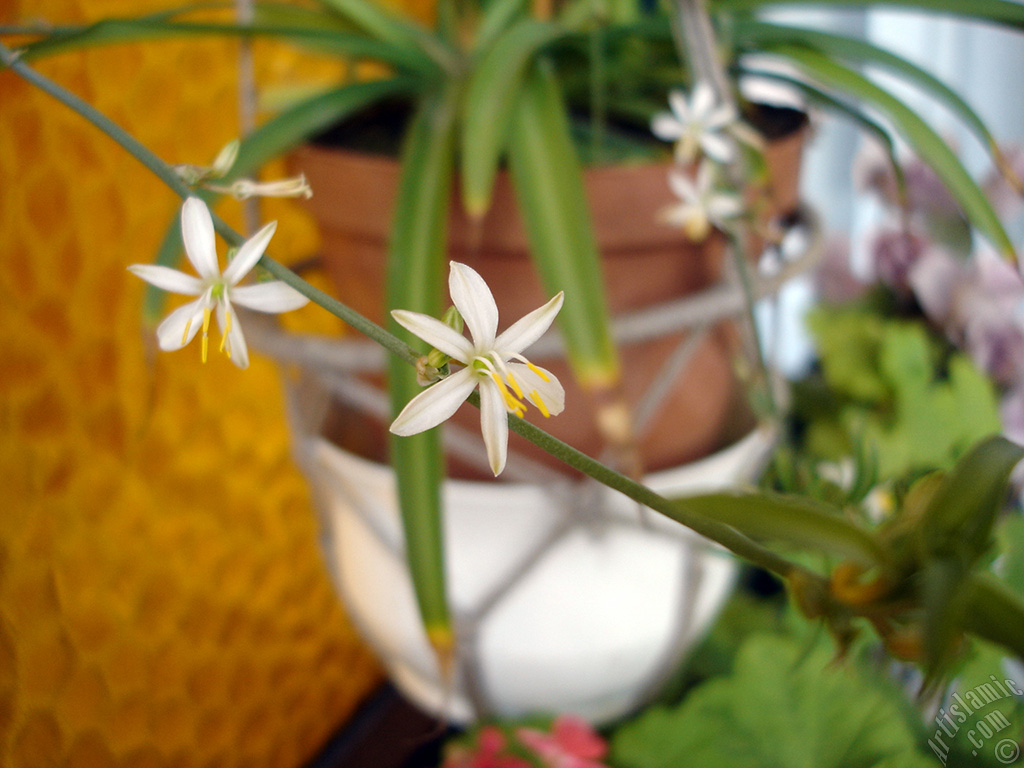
(299, 420, 775, 724)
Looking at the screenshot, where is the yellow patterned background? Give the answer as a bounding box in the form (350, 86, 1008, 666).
(0, 0, 444, 764)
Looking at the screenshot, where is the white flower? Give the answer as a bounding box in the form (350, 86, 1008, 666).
(660, 161, 744, 241)
(128, 197, 309, 369)
(390, 261, 565, 476)
(651, 82, 741, 164)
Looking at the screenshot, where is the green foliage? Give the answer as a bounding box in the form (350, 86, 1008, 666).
(800, 301, 1001, 480)
(610, 634, 932, 768)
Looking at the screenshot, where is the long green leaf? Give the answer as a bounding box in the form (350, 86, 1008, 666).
(918, 435, 1024, 564)
(670, 491, 886, 567)
(460, 19, 566, 217)
(739, 67, 908, 202)
(508, 58, 621, 386)
(712, 0, 1024, 32)
(474, 0, 528, 53)
(311, 0, 455, 72)
(17, 20, 431, 73)
(737, 21, 1012, 176)
(386, 85, 459, 659)
(771, 44, 1016, 257)
(231, 76, 418, 177)
(962, 572, 1024, 660)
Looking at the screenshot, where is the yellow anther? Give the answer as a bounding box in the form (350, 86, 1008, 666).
(525, 360, 550, 382)
(506, 370, 524, 399)
(491, 373, 525, 416)
(201, 306, 212, 363)
(529, 390, 551, 418)
(182, 317, 193, 346)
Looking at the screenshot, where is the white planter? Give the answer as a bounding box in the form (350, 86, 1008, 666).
(298, 424, 775, 724)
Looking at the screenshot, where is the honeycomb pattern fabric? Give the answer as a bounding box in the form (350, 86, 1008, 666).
(0, 1, 403, 765)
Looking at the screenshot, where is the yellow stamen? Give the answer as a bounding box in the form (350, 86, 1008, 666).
(219, 307, 232, 358)
(201, 306, 212, 363)
(529, 390, 551, 418)
(506, 370, 524, 399)
(181, 317, 193, 346)
(525, 360, 550, 382)
(491, 373, 525, 416)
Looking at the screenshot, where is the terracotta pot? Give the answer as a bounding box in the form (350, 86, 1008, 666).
(291, 124, 805, 474)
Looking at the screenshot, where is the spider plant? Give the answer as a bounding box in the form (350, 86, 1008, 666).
(7, 0, 1024, 667)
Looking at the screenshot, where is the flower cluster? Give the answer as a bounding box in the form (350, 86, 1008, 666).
(390, 261, 565, 476)
(442, 716, 610, 768)
(651, 81, 755, 241)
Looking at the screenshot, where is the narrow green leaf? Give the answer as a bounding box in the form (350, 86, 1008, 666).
(386, 86, 460, 646)
(737, 21, 1009, 174)
(772, 45, 1016, 257)
(231, 76, 418, 178)
(508, 58, 621, 385)
(712, 0, 1024, 32)
(474, 0, 528, 53)
(18, 20, 431, 73)
(962, 573, 1024, 660)
(740, 66, 907, 200)
(312, 0, 419, 46)
(460, 19, 566, 216)
(670, 491, 886, 567)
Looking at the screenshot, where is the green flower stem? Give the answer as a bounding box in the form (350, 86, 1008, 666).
(669, 0, 780, 419)
(499, 400, 820, 584)
(2, 40, 823, 590)
(729, 231, 779, 418)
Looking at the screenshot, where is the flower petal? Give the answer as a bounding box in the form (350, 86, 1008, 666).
(391, 309, 474, 362)
(231, 281, 309, 313)
(218, 300, 250, 369)
(223, 220, 277, 285)
(389, 367, 478, 436)
(509, 362, 565, 417)
(155, 296, 207, 351)
(706, 103, 738, 129)
(651, 113, 683, 142)
(181, 197, 220, 278)
(691, 81, 715, 120)
(668, 171, 698, 203)
(479, 379, 509, 476)
(668, 90, 690, 121)
(449, 261, 498, 347)
(700, 132, 735, 164)
(127, 264, 203, 296)
(708, 193, 744, 221)
(494, 291, 563, 356)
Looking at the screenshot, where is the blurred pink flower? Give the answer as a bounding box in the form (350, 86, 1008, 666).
(871, 229, 928, 294)
(444, 727, 533, 768)
(516, 715, 610, 768)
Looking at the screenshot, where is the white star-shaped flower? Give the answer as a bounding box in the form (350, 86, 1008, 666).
(128, 196, 309, 369)
(652, 81, 765, 165)
(390, 261, 565, 476)
(661, 162, 745, 241)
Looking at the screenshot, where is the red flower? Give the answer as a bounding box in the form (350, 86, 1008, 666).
(516, 715, 610, 768)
